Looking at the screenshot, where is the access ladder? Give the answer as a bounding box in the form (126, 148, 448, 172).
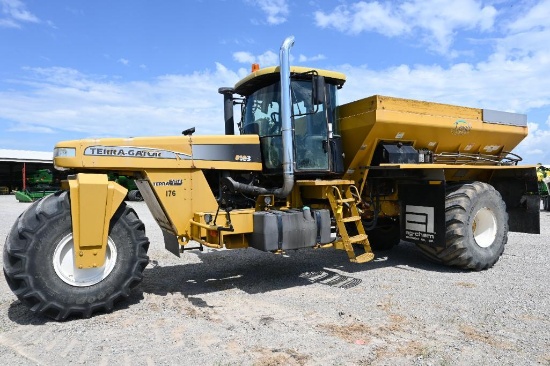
(296, 180, 375, 263)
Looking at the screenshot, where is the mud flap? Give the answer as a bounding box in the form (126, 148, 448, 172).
(399, 183, 446, 247)
(489, 168, 540, 235)
(509, 195, 540, 234)
(162, 230, 181, 257)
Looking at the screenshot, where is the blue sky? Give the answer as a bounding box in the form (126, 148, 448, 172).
(1, 0, 549, 164)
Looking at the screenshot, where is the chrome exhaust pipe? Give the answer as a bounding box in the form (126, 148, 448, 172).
(274, 35, 296, 198)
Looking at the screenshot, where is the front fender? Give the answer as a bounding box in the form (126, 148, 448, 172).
(68, 173, 127, 269)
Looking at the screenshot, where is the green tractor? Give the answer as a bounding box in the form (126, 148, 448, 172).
(15, 169, 59, 202)
(15, 170, 142, 203)
(108, 173, 143, 201)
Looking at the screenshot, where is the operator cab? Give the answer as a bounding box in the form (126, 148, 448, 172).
(232, 66, 346, 178)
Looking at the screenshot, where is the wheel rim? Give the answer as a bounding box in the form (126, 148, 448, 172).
(472, 207, 497, 248)
(53, 233, 117, 287)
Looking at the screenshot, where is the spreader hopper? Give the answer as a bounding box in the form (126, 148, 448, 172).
(339, 95, 528, 172)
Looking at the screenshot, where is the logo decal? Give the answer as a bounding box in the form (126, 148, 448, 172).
(451, 119, 472, 135)
(405, 205, 435, 243)
(153, 179, 183, 187)
(84, 146, 190, 159)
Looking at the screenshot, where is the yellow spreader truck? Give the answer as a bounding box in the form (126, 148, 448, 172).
(3, 37, 539, 320)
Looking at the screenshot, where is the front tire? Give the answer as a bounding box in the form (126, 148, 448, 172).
(3, 191, 150, 320)
(416, 182, 508, 271)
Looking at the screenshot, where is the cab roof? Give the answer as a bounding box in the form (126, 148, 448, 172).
(233, 66, 346, 96)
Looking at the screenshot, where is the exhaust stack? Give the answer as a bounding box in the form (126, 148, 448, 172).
(274, 35, 296, 198)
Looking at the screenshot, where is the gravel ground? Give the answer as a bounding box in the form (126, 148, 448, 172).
(0, 194, 549, 365)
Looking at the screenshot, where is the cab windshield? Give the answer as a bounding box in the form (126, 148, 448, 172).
(242, 79, 338, 172)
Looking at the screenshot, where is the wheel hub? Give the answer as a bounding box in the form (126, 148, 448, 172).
(472, 207, 497, 248)
(53, 234, 117, 287)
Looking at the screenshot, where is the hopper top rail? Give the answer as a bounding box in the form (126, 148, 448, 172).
(434, 151, 522, 166)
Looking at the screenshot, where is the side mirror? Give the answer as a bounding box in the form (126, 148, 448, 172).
(218, 87, 235, 135)
(182, 127, 195, 136)
(313, 76, 326, 105)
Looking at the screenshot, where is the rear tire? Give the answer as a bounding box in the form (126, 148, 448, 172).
(3, 190, 150, 320)
(416, 182, 508, 271)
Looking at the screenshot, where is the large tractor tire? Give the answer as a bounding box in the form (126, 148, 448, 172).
(416, 182, 508, 271)
(366, 219, 400, 251)
(3, 190, 150, 320)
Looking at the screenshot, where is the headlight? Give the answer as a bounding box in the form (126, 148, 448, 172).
(53, 147, 76, 158)
(53, 164, 70, 171)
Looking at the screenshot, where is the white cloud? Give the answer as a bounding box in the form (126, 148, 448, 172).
(233, 50, 278, 66)
(0, 63, 242, 138)
(514, 122, 550, 163)
(400, 0, 496, 54)
(498, 1, 550, 60)
(234, 50, 327, 66)
(298, 54, 326, 63)
(507, 0, 550, 32)
(248, 0, 289, 25)
(8, 124, 54, 134)
(315, 0, 497, 55)
(0, 0, 39, 28)
(0, 17, 16, 27)
(315, 1, 409, 37)
(118, 58, 129, 66)
(233, 51, 256, 64)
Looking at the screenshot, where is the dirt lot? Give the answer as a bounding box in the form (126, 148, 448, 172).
(0, 195, 549, 365)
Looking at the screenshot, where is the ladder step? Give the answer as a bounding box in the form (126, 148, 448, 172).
(342, 216, 361, 223)
(336, 198, 355, 203)
(351, 252, 375, 263)
(349, 234, 368, 244)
